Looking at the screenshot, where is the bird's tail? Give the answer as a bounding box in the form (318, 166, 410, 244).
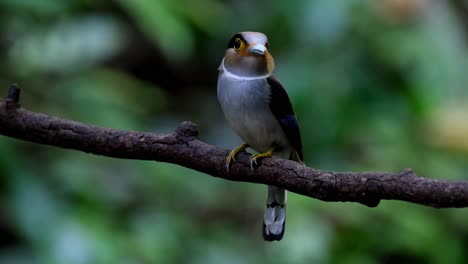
(263, 185, 286, 241)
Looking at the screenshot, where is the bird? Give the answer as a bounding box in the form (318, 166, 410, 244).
(217, 31, 303, 241)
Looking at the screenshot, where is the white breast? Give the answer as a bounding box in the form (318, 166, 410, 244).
(217, 72, 290, 153)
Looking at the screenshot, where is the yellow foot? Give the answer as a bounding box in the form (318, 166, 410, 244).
(250, 147, 275, 169)
(226, 143, 249, 172)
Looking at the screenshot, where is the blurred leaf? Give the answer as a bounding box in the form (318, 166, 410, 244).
(117, 0, 194, 61)
(0, 0, 73, 16)
(43, 68, 166, 129)
(425, 103, 468, 152)
(8, 15, 128, 76)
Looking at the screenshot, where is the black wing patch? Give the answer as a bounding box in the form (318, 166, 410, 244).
(267, 76, 303, 162)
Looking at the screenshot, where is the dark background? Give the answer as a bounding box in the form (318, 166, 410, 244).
(1, 0, 468, 263)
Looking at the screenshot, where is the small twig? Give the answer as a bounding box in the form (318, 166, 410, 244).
(5, 83, 20, 109)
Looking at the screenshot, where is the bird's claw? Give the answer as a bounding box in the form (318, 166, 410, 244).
(226, 144, 249, 172)
(249, 156, 259, 169)
(248, 147, 275, 170)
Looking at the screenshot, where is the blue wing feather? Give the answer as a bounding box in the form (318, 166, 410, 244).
(267, 76, 303, 162)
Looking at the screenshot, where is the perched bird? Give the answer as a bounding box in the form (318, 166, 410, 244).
(217, 32, 303, 241)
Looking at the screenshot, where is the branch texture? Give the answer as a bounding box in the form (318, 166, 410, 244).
(1, 85, 467, 208)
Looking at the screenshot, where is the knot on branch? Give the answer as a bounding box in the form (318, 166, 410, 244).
(401, 168, 415, 177)
(175, 121, 199, 140)
(5, 83, 21, 109)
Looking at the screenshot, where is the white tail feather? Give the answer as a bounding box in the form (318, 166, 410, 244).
(263, 186, 286, 241)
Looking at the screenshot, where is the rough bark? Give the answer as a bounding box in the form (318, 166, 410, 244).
(1, 84, 467, 208)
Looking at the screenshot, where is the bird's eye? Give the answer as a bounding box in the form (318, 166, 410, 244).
(265, 42, 270, 49)
(234, 38, 244, 51)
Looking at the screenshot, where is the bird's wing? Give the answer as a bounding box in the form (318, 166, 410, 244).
(267, 76, 303, 162)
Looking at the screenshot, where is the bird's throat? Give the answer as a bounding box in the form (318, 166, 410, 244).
(221, 58, 271, 80)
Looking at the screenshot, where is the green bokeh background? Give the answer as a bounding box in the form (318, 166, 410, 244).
(1, 1, 468, 263)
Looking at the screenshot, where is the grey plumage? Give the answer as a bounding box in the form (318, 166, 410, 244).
(217, 75, 292, 154)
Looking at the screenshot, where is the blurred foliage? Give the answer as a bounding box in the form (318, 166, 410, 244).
(1, 0, 468, 263)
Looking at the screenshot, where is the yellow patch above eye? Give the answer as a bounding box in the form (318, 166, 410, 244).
(234, 38, 245, 52)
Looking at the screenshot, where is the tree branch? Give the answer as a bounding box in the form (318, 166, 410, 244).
(1, 84, 467, 208)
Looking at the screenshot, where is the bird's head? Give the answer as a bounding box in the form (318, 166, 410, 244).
(222, 32, 275, 78)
